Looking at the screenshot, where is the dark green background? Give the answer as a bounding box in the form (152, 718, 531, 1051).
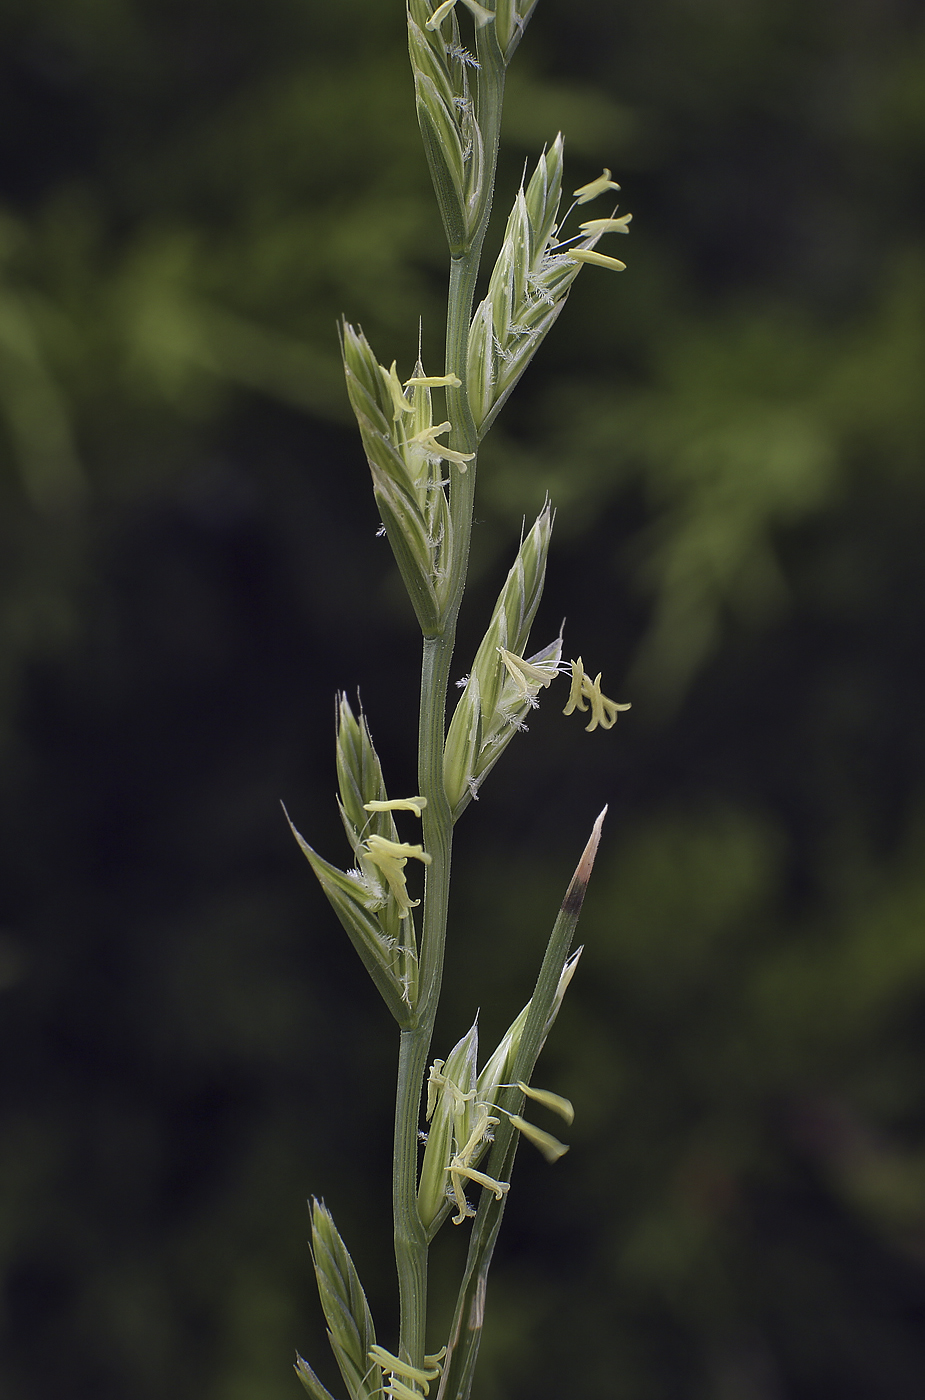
(2, 1, 925, 1396)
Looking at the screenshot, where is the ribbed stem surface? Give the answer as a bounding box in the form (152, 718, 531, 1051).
(392, 24, 508, 1376)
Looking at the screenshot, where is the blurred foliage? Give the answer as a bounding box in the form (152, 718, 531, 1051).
(2, 0, 925, 1398)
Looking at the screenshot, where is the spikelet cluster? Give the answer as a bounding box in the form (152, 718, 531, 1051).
(289, 696, 423, 1025)
(296, 1200, 379, 1400)
(444, 503, 559, 814)
(417, 950, 582, 1235)
(340, 324, 469, 636)
(407, 0, 487, 255)
(468, 136, 629, 435)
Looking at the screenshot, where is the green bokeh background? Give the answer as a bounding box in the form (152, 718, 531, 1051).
(2, 1, 925, 1397)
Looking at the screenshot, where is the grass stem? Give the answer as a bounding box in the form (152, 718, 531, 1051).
(392, 33, 508, 1370)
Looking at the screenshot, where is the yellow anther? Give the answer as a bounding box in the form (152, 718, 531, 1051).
(426, 0, 493, 28)
(572, 168, 621, 204)
(516, 1081, 575, 1126)
(563, 659, 631, 731)
(578, 214, 633, 235)
(365, 835, 431, 863)
(563, 657, 588, 715)
(426, 0, 459, 28)
(446, 1162, 509, 1223)
(385, 1381, 429, 1400)
(380, 360, 414, 420)
(567, 248, 627, 273)
(442, 1104, 509, 1224)
(363, 835, 431, 918)
(369, 1345, 444, 1392)
(404, 373, 462, 388)
(363, 796, 427, 816)
(582, 673, 631, 731)
(406, 421, 476, 470)
(508, 1114, 569, 1163)
(498, 647, 558, 701)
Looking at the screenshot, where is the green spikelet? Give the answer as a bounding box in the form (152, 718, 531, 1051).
(467, 135, 628, 435)
(286, 695, 421, 1024)
(310, 1200, 379, 1400)
(444, 503, 558, 815)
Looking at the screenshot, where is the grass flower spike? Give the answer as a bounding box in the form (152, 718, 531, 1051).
(466, 137, 633, 433)
(293, 3, 632, 1397)
(444, 504, 559, 813)
(418, 1021, 481, 1231)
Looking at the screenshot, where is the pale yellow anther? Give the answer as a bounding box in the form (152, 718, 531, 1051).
(404, 372, 462, 388)
(439, 1103, 510, 1224)
(450, 1164, 509, 1198)
(363, 796, 428, 816)
(384, 1381, 428, 1400)
(427, 1061, 476, 1120)
(368, 1345, 444, 1394)
(425, 1058, 446, 1120)
(563, 657, 588, 715)
(578, 214, 633, 235)
(583, 673, 631, 731)
(516, 1081, 575, 1126)
(446, 1161, 509, 1223)
(498, 647, 557, 700)
(380, 360, 414, 420)
(573, 168, 621, 204)
(456, 1108, 497, 1165)
(406, 421, 476, 471)
(563, 659, 631, 731)
(363, 834, 431, 918)
(508, 1114, 570, 1163)
(365, 835, 431, 862)
(427, 0, 493, 28)
(426, 0, 459, 28)
(567, 248, 627, 273)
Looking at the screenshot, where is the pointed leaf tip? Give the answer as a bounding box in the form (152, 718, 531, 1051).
(562, 805, 607, 918)
(582, 805, 608, 873)
(294, 1353, 340, 1400)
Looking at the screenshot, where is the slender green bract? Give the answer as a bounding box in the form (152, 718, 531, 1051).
(292, 3, 632, 1397)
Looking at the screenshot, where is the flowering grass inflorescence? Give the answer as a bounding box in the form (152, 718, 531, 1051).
(290, 3, 631, 1398)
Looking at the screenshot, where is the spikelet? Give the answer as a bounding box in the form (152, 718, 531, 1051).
(287, 696, 421, 1024)
(308, 1200, 379, 1400)
(444, 504, 559, 815)
(468, 135, 629, 434)
(340, 322, 466, 636)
